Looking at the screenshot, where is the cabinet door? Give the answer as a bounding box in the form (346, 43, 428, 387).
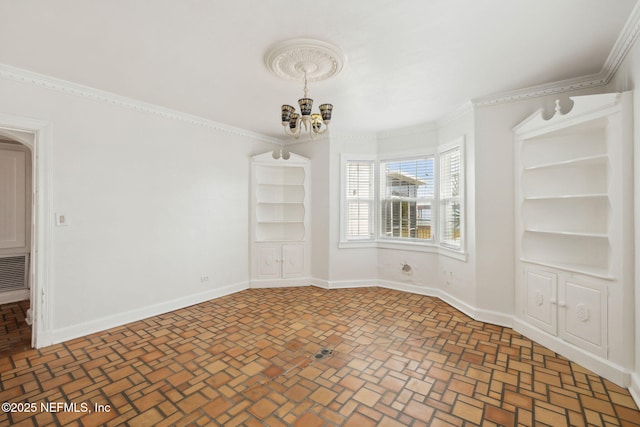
(257, 245, 281, 279)
(559, 277, 607, 357)
(524, 268, 557, 335)
(282, 244, 304, 278)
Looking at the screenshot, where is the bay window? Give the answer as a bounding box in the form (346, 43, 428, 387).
(341, 138, 464, 254)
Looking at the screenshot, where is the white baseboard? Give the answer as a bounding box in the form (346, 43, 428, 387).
(250, 278, 312, 288)
(378, 280, 514, 328)
(513, 318, 630, 388)
(630, 373, 640, 409)
(321, 279, 377, 289)
(51, 281, 249, 345)
(0, 289, 29, 305)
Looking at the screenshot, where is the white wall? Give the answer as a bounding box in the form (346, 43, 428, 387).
(0, 75, 274, 343)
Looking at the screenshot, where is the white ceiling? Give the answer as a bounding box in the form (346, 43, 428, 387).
(0, 0, 636, 139)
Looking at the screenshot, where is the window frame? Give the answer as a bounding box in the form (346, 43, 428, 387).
(438, 139, 465, 252)
(340, 154, 377, 247)
(339, 138, 466, 259)
(378, 154, 436, 244)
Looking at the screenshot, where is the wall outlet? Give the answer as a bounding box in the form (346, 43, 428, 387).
(200, 275, 209, 283)
(55, 212, 68, 226)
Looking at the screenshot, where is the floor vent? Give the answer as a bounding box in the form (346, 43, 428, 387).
(0, 255, 28, 292)
(313, 348, 333, 360)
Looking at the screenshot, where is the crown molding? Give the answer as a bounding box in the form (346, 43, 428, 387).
(602, 0, 640, 82)
(472, 72, 608, 106)
(473, 1, 640, 106)
(0, 63, 282, 146)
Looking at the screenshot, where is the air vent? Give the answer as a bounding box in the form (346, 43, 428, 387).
(0, 255, 28, 292)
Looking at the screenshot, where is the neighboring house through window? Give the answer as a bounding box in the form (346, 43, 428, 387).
(341, 138, 464, 255)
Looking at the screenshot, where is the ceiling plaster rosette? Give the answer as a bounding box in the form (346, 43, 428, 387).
(265, 38, 345, 82)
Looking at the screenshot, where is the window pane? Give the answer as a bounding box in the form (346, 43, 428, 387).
(345, 160, 374, 240)
(440, 147, 462, 247)
(440, 148, 460, 199)
(347, 162, 372, 199)
(440, 200, 460, 245)
(348, 201, 371, 237)
(382, 158, 434, 199)
(380, 156, 434, 241)
(416, 202, 432, 239)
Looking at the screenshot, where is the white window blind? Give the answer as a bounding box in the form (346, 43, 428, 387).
(345, 160, 374, 239)
(380, 156, 434, 241)
(439, 146, 462, 248)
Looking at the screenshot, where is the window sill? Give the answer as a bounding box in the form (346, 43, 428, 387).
(339, 239, 467, 261)
(338, 240, 377, 249)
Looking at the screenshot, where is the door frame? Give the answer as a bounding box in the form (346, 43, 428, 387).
(0, 113, 52, 348)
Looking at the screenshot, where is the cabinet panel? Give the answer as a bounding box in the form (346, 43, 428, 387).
(282, 244, 304, 278)
(560, 278, 607, 357)
(257, 245, 281, 279)
(524, 269, 557, 334)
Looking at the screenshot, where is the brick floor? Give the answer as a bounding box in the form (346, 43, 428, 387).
(0, 300, 30, 358)
(1, 287, 639, 426)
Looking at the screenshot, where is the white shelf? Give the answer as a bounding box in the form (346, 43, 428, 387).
(257, 202, 305, 205)
(524, 154, 607, 171)
(252, 151, 309, 249)
(257, 183, 305, 188)
(257, 221, 304, 224)
(524, 229, 608, 238)
(520, 258, 613, 280)
(524, 193, 608, 201)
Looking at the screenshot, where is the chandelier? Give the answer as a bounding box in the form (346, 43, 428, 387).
(280, 71, 332, 138)
(265, 38, 345, 140)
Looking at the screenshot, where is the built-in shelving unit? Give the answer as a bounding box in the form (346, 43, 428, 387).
(513, 92, 634, 385)
(250, 151, 310, 287)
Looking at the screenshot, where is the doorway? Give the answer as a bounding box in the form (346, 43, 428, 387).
(0, 114, 51, 349)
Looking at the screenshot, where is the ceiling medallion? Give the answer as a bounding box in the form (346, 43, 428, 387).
(265, 39, 345, 139)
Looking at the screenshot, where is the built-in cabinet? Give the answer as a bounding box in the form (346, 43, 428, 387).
(514, 93, 633, 383)
(250, 151, 310, 287)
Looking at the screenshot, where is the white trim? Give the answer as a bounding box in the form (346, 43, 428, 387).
(472, 73, 608, 107)
(378, 280, 514, 328)
(601, 0, 640, 82)
(0, 63, 283, 146)
(0, 289, 30, 305)
(513, 318, 631, 388)
(319, 279, 378, 289)
(0, 113, 52, 349)
(377, 241, 467, 261)
(51, 281, 250, 344)
(473, 2, 640, 106)
(438, 137, 465, 253)
(250, 278, 313, 288)
(340, 154, 376, 244)
(630, 373, 640, 409)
